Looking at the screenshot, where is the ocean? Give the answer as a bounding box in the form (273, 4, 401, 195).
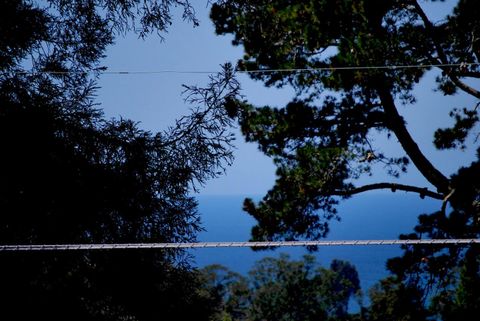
(192, 193, 441, 302)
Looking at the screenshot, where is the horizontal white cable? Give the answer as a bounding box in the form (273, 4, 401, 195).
(0, 239, 479, 251)
(237, 62, 479, 73)
(4, 62, 479, 76)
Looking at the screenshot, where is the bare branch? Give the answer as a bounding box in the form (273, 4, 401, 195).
(377, 83, 450, 194)
(441, 188, 456, 213)
(455, 71, 480, 79)
(412, 0, 480, 99)
(333, 183, 444, 200)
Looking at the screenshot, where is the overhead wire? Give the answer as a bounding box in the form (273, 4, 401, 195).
(1, 239, 479, 251)
(3, 62, 480, 76)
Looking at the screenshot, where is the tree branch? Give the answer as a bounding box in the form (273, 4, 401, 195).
(456, 71, 480, 79)
(333, 183, 444, 200)
(412, 0, 480, 99)
(377, 83, 450, 194)
(448, 73, 480, 99)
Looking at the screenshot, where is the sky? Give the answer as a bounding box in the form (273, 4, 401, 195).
(97, 0, 478, 197)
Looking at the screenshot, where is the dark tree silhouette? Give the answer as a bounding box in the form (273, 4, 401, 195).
(200, 254, 361, 321)
(0, 1, 235, 320)
(208, 0, 480, 318)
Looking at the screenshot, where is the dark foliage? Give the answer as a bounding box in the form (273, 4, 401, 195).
(0, 1, 234, 320)
(209, 0, 480, 319)
(200, 254, 361, 321)
(366, 276, 429, 321)
(210, 0, 478, 241)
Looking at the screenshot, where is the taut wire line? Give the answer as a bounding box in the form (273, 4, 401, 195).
(3, 62, 480, 76)
(1, 239, 479, 251)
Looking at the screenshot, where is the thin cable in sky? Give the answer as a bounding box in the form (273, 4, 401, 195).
(238, 62, 480, 74)
(1, 239, 479, 251)
(4, 62, 479, 76)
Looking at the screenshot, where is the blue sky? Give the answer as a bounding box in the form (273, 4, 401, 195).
(97, 0, 478, 196)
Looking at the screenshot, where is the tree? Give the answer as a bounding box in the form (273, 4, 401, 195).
(366, 276, 429, 321)
(200, 254, 361, 321)
(209, 0, 480, 318)
(198, 264, 251, 321)
(0, 1, 235, 320)
(210, 0, 479, 241)
(428, 247, 480, 321)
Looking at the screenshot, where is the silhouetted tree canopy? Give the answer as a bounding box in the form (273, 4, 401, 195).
(200, 254, 361, 321)
(210, 0, 479, 241)
(209, 0, 480, 319)
(0, 1, 235, 320)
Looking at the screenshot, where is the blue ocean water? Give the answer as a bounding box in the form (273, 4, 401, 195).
(192, 193, 441, 300)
